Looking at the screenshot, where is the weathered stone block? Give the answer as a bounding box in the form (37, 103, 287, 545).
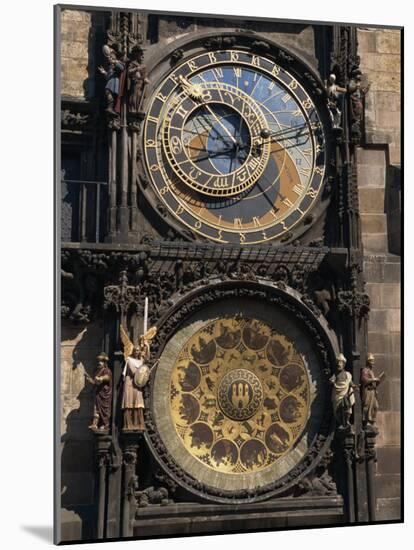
(361, 214, 387, 234)
(364, 256, 400, 283)
(359, 188, 385, 213)
(60, 509, 82, 542)
(375, 474, 401, 499)
(61, 8, 91, 23)
(362, 233, 388, 253)
(376, 446, 401, 475)
(357, 164, 386, 188)
(376, 413, 400, 446)
(368, 309, 400, 333)
(357, 147, 386, 167)
(389, 378, 401, 411)
(368, 71, 400, 93)
(357, 29, 377, 53)
(375, 91, 401, 112)
(389, 144, 401, 166)
(376, 109, 402, 129)
(360, 53, 400, 74)
(367, 332, 400, 356)
(376, 497, 401, 521)
(365, 283, 400, 309)
(376, 30, 401, 55)
(376, 378, 391, 411)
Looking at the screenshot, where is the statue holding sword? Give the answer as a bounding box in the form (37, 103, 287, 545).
(120, 297, 158, 431)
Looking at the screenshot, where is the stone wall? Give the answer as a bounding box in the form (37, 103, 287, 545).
(60, 8, 106, 100)
(357, 27, 401, 521)
(60, 320, 104, 541)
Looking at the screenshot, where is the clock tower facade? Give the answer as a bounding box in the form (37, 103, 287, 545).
(58, 7, 401, 543)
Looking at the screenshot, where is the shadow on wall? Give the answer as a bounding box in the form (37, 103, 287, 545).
(385, 164, 401, 256)
(60, 321, 103, 541)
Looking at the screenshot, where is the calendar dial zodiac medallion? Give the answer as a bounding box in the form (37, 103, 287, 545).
(169, 317, 310, 475)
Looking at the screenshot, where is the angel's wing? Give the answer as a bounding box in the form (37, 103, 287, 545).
(120, 324, 134, 362)
(143, 326, 157, 343)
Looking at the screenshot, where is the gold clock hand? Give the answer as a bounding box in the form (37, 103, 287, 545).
(204, 104, 238, 145)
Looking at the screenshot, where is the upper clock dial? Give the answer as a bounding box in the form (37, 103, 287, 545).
(144, 49, 326, 245)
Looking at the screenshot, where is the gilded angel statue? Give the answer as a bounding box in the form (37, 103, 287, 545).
(120, 324, 157, 431)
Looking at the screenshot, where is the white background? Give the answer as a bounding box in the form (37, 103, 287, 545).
(0, 0, 409, 547)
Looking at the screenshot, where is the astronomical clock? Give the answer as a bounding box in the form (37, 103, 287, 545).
(60, 10, 377, 541)
(137, 34, 337, 506)
(142, 48, 327, 245)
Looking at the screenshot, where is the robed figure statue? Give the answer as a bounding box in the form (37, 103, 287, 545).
(85, 352, 113, 431)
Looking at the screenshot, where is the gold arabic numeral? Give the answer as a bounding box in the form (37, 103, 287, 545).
(271, 64, 281, 76)
(171, 135, 182, 155)
(262, 229, 267, 240)
(145, 139, 157, 147)
(230, 52, 239, 62)
(239, 232, 246, 244)
(176, 205, 184, 215)
(213, 67, 224, 79)
(307, 188, 317, 199)
(160, 186, 169, 195)
(223, 91, 236, 106)
(208, 52, 217, 63)
(314, 166, 325, 176)
(252, 216, 262, 228)
(234, 218, 243, 229)
(288, 79, 298, 90)
(187, 60, 198, 72)
(233, 67, 242, 78)
(195, 220, 202, 229)
(252, 55, 260, 67)
(302, 99, 312, 110)
(156, 92, 168, 102)
(217, 229, 225, 242)
(282, 93, 291, 104)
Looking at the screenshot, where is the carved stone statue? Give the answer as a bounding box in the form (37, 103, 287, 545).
(326, 74, 346, 130)
(330, 353, 357, 428)
(85, 352, 113, 431)
(98, 45, 126, 116)
(360, 353, 385, 427)
(120, 325, 157, 431)
(127, 46, 149, 113)
(348, 72, 370, 141)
